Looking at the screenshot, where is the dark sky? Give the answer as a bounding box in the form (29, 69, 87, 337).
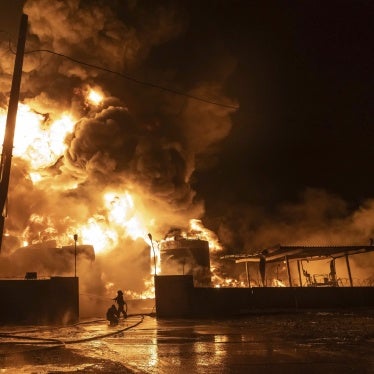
(179, 0, 373, 214)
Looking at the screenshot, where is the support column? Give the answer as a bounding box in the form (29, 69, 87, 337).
(245, 262, 251, 287)
(345, 253, 353, 287)
(259, 256, 266, 287)
(285, 256, 292, 287)
(297, 260, 302, 287)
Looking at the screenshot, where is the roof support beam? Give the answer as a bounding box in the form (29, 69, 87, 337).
(245, 262, 251, 288)
(297, 260, 303, 287)
(285, 255, 292, 287)
(345, 253, 353, 287)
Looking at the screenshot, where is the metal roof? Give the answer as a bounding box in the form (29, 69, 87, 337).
(221, 245, 374, 264)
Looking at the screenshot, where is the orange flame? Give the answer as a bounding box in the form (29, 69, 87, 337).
(0, 88, 222, 297)
(87, 88, 104, 106)
(0, 92, 154, 256)
(189, 218, 222, 251)
(0, 103, 75, 171)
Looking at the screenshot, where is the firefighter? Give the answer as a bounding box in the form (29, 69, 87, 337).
(106, 304, 119, 326)
(113, 290, 127, 318)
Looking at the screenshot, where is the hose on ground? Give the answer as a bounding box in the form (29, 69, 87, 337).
(0, 314, 146, 356)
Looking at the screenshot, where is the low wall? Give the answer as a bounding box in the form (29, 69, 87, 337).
(155, 275, 374, 318)
(0, 277, 79, 325)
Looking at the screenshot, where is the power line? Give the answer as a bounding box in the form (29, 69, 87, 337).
(16, 45, 239, 110)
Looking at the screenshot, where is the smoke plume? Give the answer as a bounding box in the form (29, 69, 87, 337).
(0, 0, 237, 314)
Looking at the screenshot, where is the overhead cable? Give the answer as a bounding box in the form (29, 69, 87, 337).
(13, 44, 239, 110)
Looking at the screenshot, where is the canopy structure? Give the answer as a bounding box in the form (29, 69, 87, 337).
(222, 244, 374, 288)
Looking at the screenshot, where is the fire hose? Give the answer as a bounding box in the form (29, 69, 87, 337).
(0, 314, 145, 356)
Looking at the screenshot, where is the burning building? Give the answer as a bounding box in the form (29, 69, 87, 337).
(160, 236, 211, 286)
(155, 244, 374, 318)
(154, 220, 225, 287)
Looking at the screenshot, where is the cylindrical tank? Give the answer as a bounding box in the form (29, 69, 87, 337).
(160, 238, 211, 286)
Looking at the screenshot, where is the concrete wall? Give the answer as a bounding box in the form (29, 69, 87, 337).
(155, 275, 193, 317)
(155, 275, 374, 318)
(0, 277, 79, 325)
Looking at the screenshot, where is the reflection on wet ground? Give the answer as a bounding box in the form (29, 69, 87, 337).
(1, 309, 373, 373)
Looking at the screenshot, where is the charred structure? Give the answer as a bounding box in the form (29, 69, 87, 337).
(160, 237, 211, 286)
(230, 244, 374, 288)
(155, 244, 374, 318)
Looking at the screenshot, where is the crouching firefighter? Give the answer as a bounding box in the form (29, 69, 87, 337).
(106, 304, 119, 326)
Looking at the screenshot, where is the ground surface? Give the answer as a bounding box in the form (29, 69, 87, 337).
(1, 309, 373, 373)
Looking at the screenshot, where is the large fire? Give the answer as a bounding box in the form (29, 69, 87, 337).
(0, 103, 75, 170)
(0, 92, 224, 256)
(0, 0, 245, 313)
(0, 89, 151, 252)
(0, 86, 231, 302)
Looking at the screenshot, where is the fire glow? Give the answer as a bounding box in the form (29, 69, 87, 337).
(0, 94, 356, 296)
(0, 91, 153, 252)
(87, 89, 104, 106)
(0, 87, 232, 297)
(0, 104, 75, 170)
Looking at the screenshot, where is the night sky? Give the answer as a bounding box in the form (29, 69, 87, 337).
(146, 0, 373, 250)
(1, 0, 373, 253)
(185, 1, 373, 210)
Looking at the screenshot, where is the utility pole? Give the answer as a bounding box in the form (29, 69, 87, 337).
(148, 233, 157, 277)
(74, 234, 78, 277)
(0, 14, 28, 253)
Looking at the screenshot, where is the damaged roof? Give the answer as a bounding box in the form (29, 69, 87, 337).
(222, 245, 374, 264)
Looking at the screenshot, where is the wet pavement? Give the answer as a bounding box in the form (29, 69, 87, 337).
(1, 309, 373, 373)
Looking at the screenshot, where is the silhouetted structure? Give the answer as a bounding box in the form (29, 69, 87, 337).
(160, 238, 211, 286)
(155, 244, 374, 318)
(0, 277, 78, 324)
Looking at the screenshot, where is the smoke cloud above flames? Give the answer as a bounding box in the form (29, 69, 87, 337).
(0, 0, 237, 307)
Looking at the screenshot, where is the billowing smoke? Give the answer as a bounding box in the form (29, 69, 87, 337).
(212, 188, 374, 285)
(214, 188, 374, 249)
(0, 0, 237, 314)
